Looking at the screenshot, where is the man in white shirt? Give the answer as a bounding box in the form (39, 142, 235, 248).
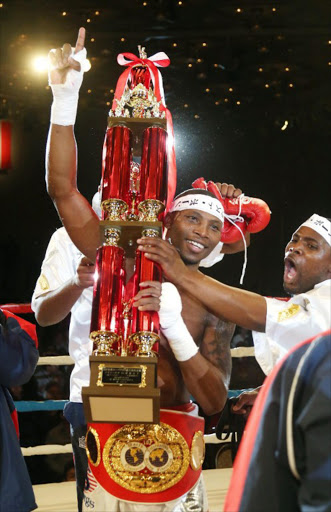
(31, 228, 94, 510)
(138, 213, 331, 377)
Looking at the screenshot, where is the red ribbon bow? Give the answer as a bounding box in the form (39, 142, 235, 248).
(112, 51, 170, 111)
(111, 51, 176, 210)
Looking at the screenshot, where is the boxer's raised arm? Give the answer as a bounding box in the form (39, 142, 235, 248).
(46, 27, 99, 261)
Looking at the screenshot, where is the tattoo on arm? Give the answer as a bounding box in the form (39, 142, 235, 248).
(202, 319, 235, 387)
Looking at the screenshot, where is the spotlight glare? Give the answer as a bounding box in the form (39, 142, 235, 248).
(32, 56, 48, 72)
(281, 120, 288, 131)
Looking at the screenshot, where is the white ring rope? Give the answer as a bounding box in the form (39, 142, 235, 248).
(231, 346, 255, 358)
(22, 444, 73, 456)
(36, 349, 254, 367)
(37, 355, 74, 366)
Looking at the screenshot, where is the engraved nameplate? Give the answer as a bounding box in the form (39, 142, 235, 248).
(97, 364, 147, 388)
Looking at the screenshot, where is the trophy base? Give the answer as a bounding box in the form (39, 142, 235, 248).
(82, 355, 160, 424)
(82, 388, 160, 424)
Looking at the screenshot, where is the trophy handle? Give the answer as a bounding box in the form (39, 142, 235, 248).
(129, 331, 160, 357)
(90, 331, 120, 356)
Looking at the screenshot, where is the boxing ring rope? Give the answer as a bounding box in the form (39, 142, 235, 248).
(22, 444, 73, 456)
(37, 355, 74, 365)
(1, 303, 34, 314)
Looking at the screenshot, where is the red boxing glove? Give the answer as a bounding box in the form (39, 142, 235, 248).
(192, 178, 245, 243)
(220, 216, 247, 244)
(191, 177, 207, 190)
(192, 177, 271, 243)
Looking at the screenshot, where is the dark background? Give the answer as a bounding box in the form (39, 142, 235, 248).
(0, 0, 330, 304)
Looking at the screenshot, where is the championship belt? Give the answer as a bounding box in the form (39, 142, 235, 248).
(82, 46, 177, 425)
(85, 406, 205, 503)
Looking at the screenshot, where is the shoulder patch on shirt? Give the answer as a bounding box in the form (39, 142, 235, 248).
(38, 274, 50, 291)
(278, 303, 300, 322)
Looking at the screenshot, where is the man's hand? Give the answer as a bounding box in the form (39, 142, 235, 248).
(48, 27, 87, 125)
(132, 281, 162, 311)
(215, 182, 243, 199)
(48, 27, 86, 85)
(231, 387, 260, 417)
(137, 237, 188, 286)
(73, 256, 95, 289)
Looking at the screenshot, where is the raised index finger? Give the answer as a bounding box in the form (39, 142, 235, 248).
(74, 27, 86, 54)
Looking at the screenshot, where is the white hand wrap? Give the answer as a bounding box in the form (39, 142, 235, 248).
(159, 283, 198, 362)
(49, 48, 87, 125)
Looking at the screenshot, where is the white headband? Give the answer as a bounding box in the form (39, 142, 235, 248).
(299, 214, 331, 246)
(169, 193, 225, 223)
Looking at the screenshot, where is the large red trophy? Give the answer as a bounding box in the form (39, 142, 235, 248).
(82, 46, 176, 425)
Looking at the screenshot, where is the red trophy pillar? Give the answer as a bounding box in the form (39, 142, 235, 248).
(139, 126, 168, 222)
(90, 230, 125, 356)
(130, 248, 162, 356)
(101, 125, 132, 220)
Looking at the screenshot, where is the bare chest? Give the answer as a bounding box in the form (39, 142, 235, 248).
(157, 291, 210, 406)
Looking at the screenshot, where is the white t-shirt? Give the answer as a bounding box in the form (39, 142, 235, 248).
(32, 227, 93, 403)
(253, 279, 331, 375)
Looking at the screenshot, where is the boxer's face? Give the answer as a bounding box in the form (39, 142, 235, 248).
(165, 209, 222, 267)
(283, 226, 331, 294)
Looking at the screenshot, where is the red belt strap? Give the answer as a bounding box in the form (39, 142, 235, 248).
(87, 408, 204, 503)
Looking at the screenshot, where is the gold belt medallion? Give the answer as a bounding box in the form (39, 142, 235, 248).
(103, 422, 190, 493)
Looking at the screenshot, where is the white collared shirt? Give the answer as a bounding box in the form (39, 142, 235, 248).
(32, 227, 93, 402)
(253, 279, 331, 375)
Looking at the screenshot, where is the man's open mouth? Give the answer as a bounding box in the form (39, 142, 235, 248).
(284, 257, 297, 282)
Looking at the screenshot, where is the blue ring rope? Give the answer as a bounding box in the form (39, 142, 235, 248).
(14, 400, 68, 412)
